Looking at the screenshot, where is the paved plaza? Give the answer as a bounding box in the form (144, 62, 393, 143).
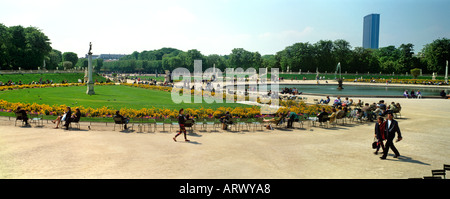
(1, 94, 449, 179)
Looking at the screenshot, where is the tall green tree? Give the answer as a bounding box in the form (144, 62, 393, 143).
(46, 49, 62, 70)
(421, 38, 450, 74)
(62, 52, 78, 68)
(0, 23, 12, 69)
(332, 39, 352, 72)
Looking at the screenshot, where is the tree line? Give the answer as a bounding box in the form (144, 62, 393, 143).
(104, 38, 450, 75)
(1, 23, 449, 75)
(0, 24, 103, 71)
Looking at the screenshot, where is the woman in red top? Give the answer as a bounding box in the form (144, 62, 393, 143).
(374, 116, 386, 155)
(173, 108, 190, 142)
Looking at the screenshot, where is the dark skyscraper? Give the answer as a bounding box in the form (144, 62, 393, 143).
(363, 14, 380, 49)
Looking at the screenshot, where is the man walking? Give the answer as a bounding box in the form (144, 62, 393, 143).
(380, 111, 403, 160)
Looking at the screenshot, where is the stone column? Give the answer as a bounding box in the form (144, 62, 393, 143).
(445, 60, 448, 83)
(86, 43, 95, 95)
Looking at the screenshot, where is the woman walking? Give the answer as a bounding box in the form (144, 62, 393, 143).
(374, 116, 386, 155)
(173, 108, 190, 142)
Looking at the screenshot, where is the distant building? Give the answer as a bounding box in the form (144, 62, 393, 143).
(86, 55, 100, 59)
(85, 54, 128, 60)
(363, 13, 380, 49)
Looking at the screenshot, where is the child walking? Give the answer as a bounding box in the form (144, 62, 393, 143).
(173, 108, 190, 142)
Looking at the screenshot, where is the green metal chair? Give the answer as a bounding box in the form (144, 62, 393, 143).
(237, 118, 250, 131)
(163, 118, 172, 132)
(155, 118, 165, 132)
(170, 118, 179, 132)
(147, 119, 156, 133)
(205, 118, 218, 132)
(195, 118, 206, 131)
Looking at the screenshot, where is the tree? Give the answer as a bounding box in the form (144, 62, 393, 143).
(332, 39, 352, 72)
(398, 43, 415, 73)
(0, 24, 52, 70)
(76, 58, 88, 69)
(95, 58, 103, 72)
(421, 38, 450, 74)
(314, 40, 335, 73)
(47, 49, 62, 70)
(410, 68, 421, 78)
(62, 52, 78, 67)
(261, 55, 276, 71)
(0, 23, 12, 69)
(62, 61, 73, 70)
(184, 49, 204, 72)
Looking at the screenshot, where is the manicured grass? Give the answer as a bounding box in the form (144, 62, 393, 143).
(0, 85, 249, 110)
(0, 73, 108, 84)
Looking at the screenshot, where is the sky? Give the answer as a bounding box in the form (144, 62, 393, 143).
(1, 0, 449, 57)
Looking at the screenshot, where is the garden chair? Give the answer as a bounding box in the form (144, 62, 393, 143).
(444, 164, 450, 173)
(30, 114, 43, 127)
(132, 117, 143, 132)
(170, 118, 179, 132)
(393, 107, 402, 118)
(423, 176, 442, 179)
(113, 116, 125, 131)
(195, 118, 206, 131)
(15, 112, 27, 127)
(250, 118, 264, 131)
(205, 118, 218, 132)
(184, 119, 195, 133)
(69, 116, 81, 130)
(147, 119, 157, 133)
(318, 115, 330, 128)
(236, 118, 250, 131)
(431, 169, 446, 179)
(228, 118, 238, 132)
(154, 118, 166, 132)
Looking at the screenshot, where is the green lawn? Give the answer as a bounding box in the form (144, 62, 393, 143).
(0, 85, 248, 110)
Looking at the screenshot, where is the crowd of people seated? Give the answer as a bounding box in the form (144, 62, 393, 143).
(280, 87, 302, 95)
(0, 79, 57, 86)
(349, 100, 401, 122)
(403, 90, 422, 98)
(14, 106, 81, 129)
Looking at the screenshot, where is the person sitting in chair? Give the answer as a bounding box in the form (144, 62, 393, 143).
(114, 110, 130, 129)
(333, 96, 342, 107)
(317, 108, 329, 123)
(71, 108, 81, 123)
(15, 106, 30, 126)
(62, 106, 72, 130)
(53, 107, 71, 129)
(319, 96, 330, 104)
(286, 111, 298, 128)
(328, 108, 338, 123)
(220, 111, 233, 130)
(52, 107, 67, 129)
(263, 112, 285, 125)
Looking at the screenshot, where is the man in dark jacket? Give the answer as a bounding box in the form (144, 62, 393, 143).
(380, 111, 403, 159)
(63, 106, 72, 130)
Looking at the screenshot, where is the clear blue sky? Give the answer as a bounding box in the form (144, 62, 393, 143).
(1, 0, 449, 56)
